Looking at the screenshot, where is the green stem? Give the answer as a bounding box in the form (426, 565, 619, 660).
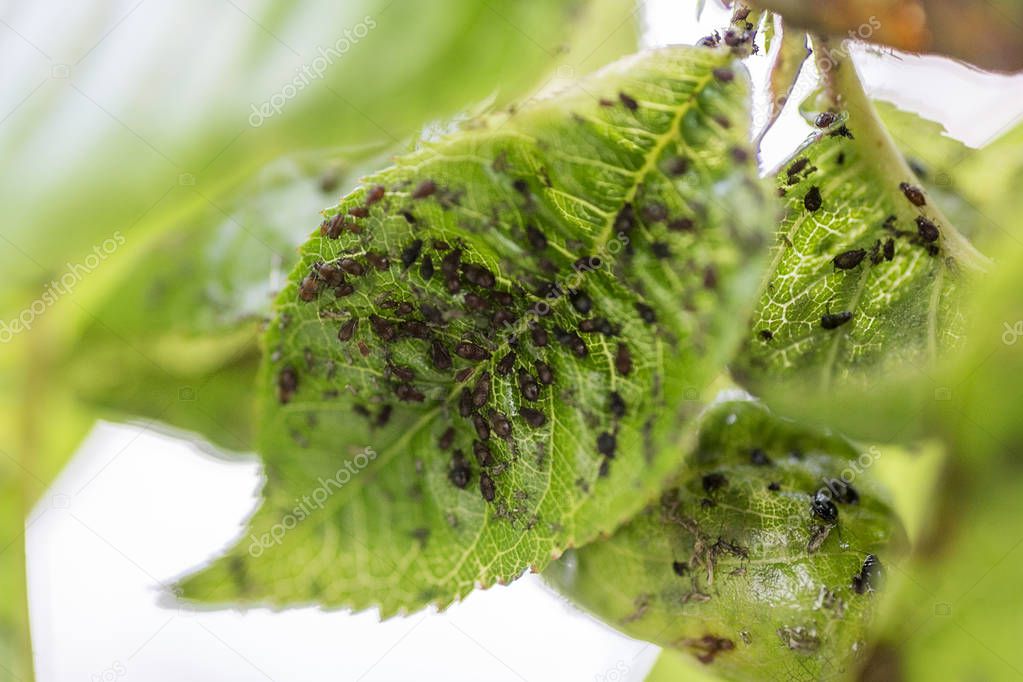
(814, 38, 991, 273)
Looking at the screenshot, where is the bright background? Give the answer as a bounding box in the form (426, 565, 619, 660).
(15, 0, 1023, 680)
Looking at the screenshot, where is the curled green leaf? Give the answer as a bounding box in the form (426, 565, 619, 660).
(547, 400, 906, 680)
(736, 54, 987, 396)
(178, 47, 774, 615)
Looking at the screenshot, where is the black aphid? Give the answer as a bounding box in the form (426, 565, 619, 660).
(299, 275, 320, 302)
(811, 490, 839, 523)
(473, 440, 494, 467)
(712, 67, 734, 83)
(337, 318, 358, 342)
(395, 383, 425, 402)
(614, 203, 635, 232)
(322, 213, 346, 239)
(531, 326, 549, 347)
(439, 427, 456, 450)
(277, 365, 299, 404)
(400, 320, 430, 339)
(851, 554, 883, 594)
(472, 371, 491, 408)
(787, 157, 809, 178)
(768, 481, 781, 491)
(462, 263, 496, 288)
(449, 452, 471, 490)
(479, 472, 496, 502)
(491, 412, 512, 439)
(365, 184, 386, 205)
(815, 111, 838, 128)
(672, 560, 689, 576)
(833, 248, 866, 270)
(555, 328, 588, 357)
(412, 180, 437, 199)
(526, 225, 548, 251)
(570, 290, 593, 314)
(441, 249, 461, 277)
(618, 91, 639, 111)
(664, 156, 689, 176)
(520, 407, 547, 428)
(314, 262, 344, 287)
(369, 315, 397, 341)
(401, 239, 424, 269)
(420, 255, 434, 280)
(609, 391, 626, 419)
(518, 370, 540, 401)
(458, 389, 474, 417)
(635, 302, 657, 324)
(497, 352, 516, 376)
(916, 216, 940, 242)
(472, 413, 490, 440)
(702, 472, 728, 493)
(615, 343, 633, 375)
(651, 242, 672, 259)
(828, 479, 859, 504)
(804, 186, 823, 212)
(821, 311, 853, 330)
(332, 283, 354, 299)
(431, 341, 452, 371)
(366, 252, 390, 271)
(899, 182, 926, 207)
(535, 361, 554, 386)
(597, 432, 616, 458)
(388, 364, 415, 382)
(348, 206, 369, 218)
(455, 341, 490, 361)
(759, 330, 774, 341)
(750, 448, 771, 466)
(339, 257, 364, 276)
(884, 238, 895, 261)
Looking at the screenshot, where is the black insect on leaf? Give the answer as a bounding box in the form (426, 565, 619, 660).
(177, 47, 772, 617)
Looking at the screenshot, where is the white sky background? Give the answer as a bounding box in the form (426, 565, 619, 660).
(21, 1, 1023, 681)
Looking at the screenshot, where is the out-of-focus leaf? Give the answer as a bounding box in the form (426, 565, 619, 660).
(735, 57, 987, 400)
(864, 467, 1023, 678)
(547, 401, 906, 681)
(177, 47, 774, 615)
(60, 146, 395, 452)
(750, 0, 1023, 72)
(0, 0, 639, 316)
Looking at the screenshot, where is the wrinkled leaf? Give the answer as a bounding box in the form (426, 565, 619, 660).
(178, 47, 773, 615)
(547, 401, 906, 681)
(750, 0, 1023, 71)
(736, 58, 987, 397)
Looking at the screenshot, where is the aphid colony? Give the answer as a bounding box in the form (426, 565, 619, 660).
(777, 123, 951, 336)
(679, 442, 883, 604)
(280, 164, 695, 509)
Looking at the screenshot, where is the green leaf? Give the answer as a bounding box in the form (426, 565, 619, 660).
(1, 0, 639, 312)
(735, 57, 987, 395)
(61, 146, 395, 452)
(546, 400, 906, 681)
(646, 649, 724, 681)
(178, 46, 774, 614)
(864, 465, 1023, 680)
